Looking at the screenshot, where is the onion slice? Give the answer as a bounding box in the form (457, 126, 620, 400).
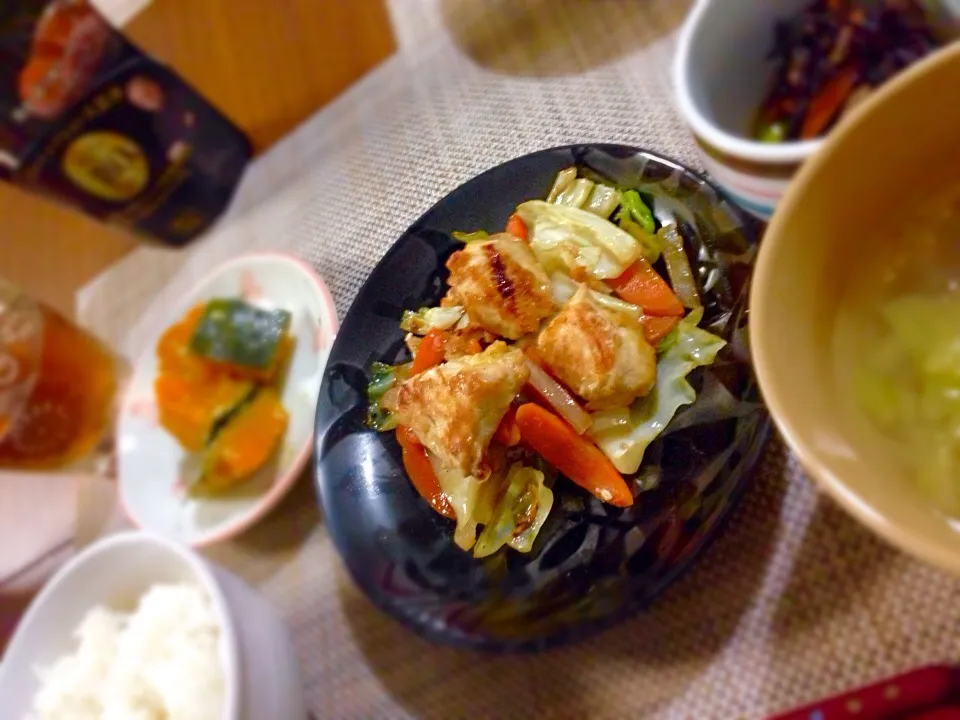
(658, 225, 700, 308)
(589, 407, 631, 435)
(523, 355, 592, 434)
(550, 272, 643, 318)
(380, 385, 400, 413)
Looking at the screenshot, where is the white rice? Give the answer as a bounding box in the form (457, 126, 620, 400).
(28, 583, 225, 720)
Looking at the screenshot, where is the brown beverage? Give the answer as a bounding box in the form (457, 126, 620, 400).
(0, 280, 119, 470)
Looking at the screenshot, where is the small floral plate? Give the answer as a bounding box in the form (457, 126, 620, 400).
(118, 252, 338, 546)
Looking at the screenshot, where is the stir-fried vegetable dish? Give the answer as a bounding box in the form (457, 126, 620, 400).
(367, 169, 726, 556)
(755, 0, 940, 142)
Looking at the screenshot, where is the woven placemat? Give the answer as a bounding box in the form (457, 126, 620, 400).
(76, 1, 960, 717)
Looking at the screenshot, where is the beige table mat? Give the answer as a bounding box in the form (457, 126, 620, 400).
(74, 1, 960, 717)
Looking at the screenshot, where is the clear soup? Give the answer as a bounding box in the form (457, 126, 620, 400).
(834, 183, 960, 516)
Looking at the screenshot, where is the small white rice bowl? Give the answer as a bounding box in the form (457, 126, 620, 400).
(28, 583, 224, 720)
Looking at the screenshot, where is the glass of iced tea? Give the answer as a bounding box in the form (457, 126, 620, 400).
(0, 279, 122, 471)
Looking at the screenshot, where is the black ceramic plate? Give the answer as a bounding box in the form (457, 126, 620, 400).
(314, 144, 769, 651)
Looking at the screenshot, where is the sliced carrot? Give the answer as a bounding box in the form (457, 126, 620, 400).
(410, 329, 446, 375)
(396, 425, 420, 447)
(800, 66, 858, 140)
(493, 405, 520, 447)
(524, 346, 546, 368)
(505, 212, 528, 241)
(514, 403, 633, 507)
(465, 338, 483, 355)
(570, 264, 588, 282)
(607, 260, 684, 317)
(640, 315, 680, 346)
(396, 425, 455, 519)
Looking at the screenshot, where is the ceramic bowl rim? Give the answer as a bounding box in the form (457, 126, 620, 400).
(750, 41, 960, 576)
(672, 0, 823, 165)
(118, 250, 339, 548)
(0, 530, 242, 719)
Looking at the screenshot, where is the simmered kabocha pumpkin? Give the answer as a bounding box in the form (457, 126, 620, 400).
(189, 299, 293, 383)
(154, 298, 294, 490)
(154, 373, 254, 452)
(156, 304, 212, 380)
(201, 388, 289, 490)
(155, 303, 256, 451)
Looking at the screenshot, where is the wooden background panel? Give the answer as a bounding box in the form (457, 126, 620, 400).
(0, 186, 136, 320)
(124, 0, 397, 152)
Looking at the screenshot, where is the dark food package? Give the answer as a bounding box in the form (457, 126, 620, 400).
(0, 0, 251, 245)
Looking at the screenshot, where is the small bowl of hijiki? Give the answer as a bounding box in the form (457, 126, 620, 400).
(118, 252, 338, 546)
(674, 0, 947, 220)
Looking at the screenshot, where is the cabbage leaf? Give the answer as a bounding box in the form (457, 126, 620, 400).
(516, 200, 641, 280)
(429, 459, 552, 555)
(584, 184, 621, 219)
(400, 305, 465, 335)
(554, 178, 595, 209)
(614, 190, 656, 234)
(474, 463, 553, 558)
(614, 190, 660, 262)
(857, 293, 960, 515)
(452, 230, 489, 243)
(589, 309, 726, 474)
(550, 273, 642, 317)
(430, 460, 494, 551)
(366, 362, 409, 431)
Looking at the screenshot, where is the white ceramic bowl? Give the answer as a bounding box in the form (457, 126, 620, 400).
(118, 252, 338, 546)
(673, 0, 821, 220)
(0, 531, 307, 719)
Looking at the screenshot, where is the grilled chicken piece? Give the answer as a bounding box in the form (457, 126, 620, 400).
(537, 285, 656, 410)
(442, 326, 495, 359)
(395, 342, 528, 477)
(445, 234, 554, 340)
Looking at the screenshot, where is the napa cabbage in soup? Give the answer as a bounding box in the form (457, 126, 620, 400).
(836, 184, 960, 516)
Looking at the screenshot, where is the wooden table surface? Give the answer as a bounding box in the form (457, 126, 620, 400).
(3, 0, 395, 319)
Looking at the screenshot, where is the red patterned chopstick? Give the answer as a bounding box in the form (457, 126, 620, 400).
(767, 665, 958, 720)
